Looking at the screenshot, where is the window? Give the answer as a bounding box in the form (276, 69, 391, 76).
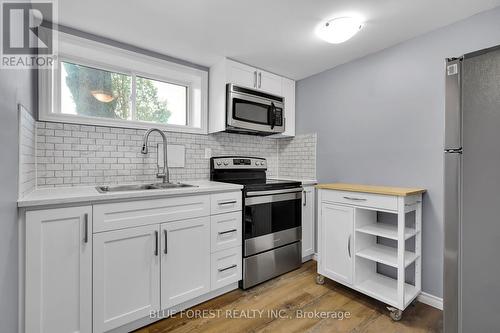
(40, 32, 208, 133)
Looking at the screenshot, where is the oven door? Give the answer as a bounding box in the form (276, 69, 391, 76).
(244, 188, 302, 256)
(227, 84, 284, 134)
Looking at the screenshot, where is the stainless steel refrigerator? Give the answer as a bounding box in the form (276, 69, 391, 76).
(444, 46, 500, 332)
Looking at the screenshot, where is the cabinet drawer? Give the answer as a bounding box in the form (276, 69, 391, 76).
(210, 191, 242, 215)
(93, 195, 210, 232)
(211, 212, 242, 253)
(321, 190, 397, 211)
(211, 247, 242, 290)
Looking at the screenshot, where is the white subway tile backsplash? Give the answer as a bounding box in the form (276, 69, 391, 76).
(34, 121, 317, 188)
(278, 133, 317, 180)
(18, 106, 36, 198)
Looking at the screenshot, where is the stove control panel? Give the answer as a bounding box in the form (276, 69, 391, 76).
(211, 157, 267, 170)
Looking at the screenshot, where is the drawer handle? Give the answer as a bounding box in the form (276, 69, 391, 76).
(218, 200, 237, 205)
(218, 264, 237, 272)
(219, 229, 237, 235)
(343, 196, 367, 201)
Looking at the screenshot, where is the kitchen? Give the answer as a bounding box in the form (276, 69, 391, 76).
(3, 1, 500, 332)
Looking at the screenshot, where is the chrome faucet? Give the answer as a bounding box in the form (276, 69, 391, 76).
(141, 128, 169, 183)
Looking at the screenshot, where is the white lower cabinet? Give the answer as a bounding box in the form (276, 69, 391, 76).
(161, 217, 211, 309)
(301, 185, 315, 259)
(317, 187, 424, 315)
(25, 206, 92, 333)
(23, 192, 243, 333)
(318, 203, 354, 285)
(93, 224, 160, 333)
(211, 246, 242, 290)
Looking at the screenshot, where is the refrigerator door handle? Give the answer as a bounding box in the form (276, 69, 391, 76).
(445, 58, 463, 150)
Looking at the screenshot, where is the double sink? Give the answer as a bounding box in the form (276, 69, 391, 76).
(96, 182, 196, 193)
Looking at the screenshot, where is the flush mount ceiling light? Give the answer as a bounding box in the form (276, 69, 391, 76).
(316, 16, 364, 44)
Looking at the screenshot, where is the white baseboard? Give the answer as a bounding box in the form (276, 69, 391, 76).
(417, 292, 443, 310)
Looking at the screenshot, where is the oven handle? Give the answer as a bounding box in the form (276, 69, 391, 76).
(246, 187, 303, 197)
(245, 191, 302, 206)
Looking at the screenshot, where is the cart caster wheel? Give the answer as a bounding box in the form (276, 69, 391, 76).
(387, 307, 403, 321)
(316, 274, 325, 285)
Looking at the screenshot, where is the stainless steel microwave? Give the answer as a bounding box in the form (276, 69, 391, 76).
(226, 84, 285, 135)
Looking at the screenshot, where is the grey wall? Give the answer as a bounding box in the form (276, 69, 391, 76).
(296, 7, 500, 298)
(0, 67, 36, 333)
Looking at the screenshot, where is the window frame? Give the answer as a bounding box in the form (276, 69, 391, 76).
(39, 31, 208, 134)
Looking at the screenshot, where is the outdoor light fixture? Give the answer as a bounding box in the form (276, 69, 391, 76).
(316, 16, 364, 44)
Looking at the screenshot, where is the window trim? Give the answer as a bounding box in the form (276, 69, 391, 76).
(39, 31, 208, 134)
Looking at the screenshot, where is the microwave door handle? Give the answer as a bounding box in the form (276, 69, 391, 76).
(269, 102, 276, 129)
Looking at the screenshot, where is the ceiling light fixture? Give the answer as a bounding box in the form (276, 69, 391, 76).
(316, 16, 364, 44)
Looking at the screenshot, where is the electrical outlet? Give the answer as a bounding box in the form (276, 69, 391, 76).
(204, 148, 212, 159)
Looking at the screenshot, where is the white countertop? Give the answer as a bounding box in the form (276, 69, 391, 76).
(270, 178, 318, 186)
(18, 180, 243, 208)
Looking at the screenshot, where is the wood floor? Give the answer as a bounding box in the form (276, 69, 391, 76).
(135, 261, 442, 333)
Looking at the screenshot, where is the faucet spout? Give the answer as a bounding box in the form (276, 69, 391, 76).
(141, 128, 169, 183)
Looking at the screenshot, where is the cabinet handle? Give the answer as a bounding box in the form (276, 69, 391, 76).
(254, 71, 257, 88)
(218, 264, 237, 272)
(163, 229, 168, 254)
(347, 234, 351, 258)
(303, 191, 307, 206)
(343, 196, 367, 201)
(83, 213, 88, 243)
(218, 200, 237, 205)
(219, 229, 237, 235)
(258, 72, 262, 88)
(154, 231, 159, 256)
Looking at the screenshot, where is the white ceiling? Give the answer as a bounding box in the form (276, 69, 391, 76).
(57, 0, 500, 80)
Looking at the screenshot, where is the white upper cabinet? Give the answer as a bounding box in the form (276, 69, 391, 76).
(258, 70, 282, 96)
(25, 206, 92, 333)
(209, 58, 295, 136)
(271, 78, 295, 138)
(226, 60, 258, 89)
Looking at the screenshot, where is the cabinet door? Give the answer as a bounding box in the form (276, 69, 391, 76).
(270, 78, 295, 138)
(258, 70, 282, 95)
(281, 78, 295, 137)
(319, 203, 354, 285)
(93, 225, 160, 333)
(25, 206, 92, 333)
(161, 217, 210, 309)
(226, 60, 257, 89)
(302, 186, 315, 259)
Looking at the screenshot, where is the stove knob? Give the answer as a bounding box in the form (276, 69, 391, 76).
(223, 161, 229, 166)
(255, 161, 259, 166)
(216, 161, 222, 166)
(260, 161, 265, 166)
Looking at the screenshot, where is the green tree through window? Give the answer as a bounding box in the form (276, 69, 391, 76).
(63, 62, 172, 123)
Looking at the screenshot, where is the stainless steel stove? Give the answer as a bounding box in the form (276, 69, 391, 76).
(210, 156, 302, 289)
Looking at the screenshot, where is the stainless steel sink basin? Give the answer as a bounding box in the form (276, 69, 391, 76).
(96, 182, 197, 193)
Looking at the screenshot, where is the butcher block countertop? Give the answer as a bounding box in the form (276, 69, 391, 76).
(315, 183, 426, 196)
